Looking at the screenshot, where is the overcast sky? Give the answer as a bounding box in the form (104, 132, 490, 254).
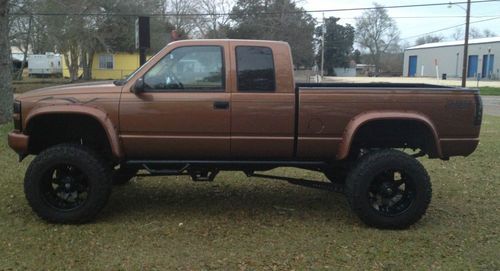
(303, 0, 500, 46)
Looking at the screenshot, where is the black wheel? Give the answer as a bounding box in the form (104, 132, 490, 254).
(345, 149, 432, 229)
(24, 144, 112, 224)
(112, 166, 138, 185)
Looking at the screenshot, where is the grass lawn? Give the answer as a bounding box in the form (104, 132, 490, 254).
(480, 87, 500, 96)
(0, 117, 499, 270)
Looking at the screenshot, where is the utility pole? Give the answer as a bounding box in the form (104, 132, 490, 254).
(461, 0, 471, 87)
(321, 13, 325, 79)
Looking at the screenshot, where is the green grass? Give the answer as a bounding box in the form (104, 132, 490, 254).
(1, 117, 499, 270)
(480, 87, 500, 96)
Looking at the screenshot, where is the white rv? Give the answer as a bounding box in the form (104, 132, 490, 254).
(28, 53, 62, 77)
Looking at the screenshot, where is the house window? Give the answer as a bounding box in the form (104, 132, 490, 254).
(99, 54, 114, 69)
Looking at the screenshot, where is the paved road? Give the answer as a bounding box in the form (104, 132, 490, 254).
(482, 96, 500, 117)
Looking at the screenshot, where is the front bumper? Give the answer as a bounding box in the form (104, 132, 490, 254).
(8, 131, 29, 157)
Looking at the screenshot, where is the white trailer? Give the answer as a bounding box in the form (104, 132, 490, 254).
(28, 53, 62, 77)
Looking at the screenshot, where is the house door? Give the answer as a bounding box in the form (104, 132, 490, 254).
(468, 55, 478, 78)
(408, 56, 417, 77)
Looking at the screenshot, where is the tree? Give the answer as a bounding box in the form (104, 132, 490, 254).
(197, 0, 232, 38)
(0, 0, 13, 124)
(164, 0, 199, 37)
(315, 17, 355, 75)
(355, 3, 400, 72)
(228, 0, 316, 67)
(451, 27, 496, 40)
(415, 35, 444, 46)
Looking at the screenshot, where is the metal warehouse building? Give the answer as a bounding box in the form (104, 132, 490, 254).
(403, 37, 500, 80)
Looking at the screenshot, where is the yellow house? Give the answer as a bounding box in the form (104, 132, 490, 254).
(62, 52, 149, 80)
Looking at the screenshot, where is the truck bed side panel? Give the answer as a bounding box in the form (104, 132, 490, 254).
(297, 88, 481, 159)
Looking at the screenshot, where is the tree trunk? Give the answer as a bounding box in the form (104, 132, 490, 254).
(15, 15, 32, 80)
(64, 43, 80, 82)
(82, 48, 94, 81)
(0, 0, 13, 124)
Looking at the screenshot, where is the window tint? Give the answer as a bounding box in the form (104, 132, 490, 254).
(236, 46, 275, 91)
(99, 54, 114, 69)
(144, 46, 224, 91)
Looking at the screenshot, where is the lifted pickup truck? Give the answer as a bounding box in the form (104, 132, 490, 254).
(8, 40, 482, 229)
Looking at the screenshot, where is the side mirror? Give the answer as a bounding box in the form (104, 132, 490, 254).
(132, 77, 145, 94)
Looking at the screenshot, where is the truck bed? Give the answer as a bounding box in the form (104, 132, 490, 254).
(295, 82, 482, 160)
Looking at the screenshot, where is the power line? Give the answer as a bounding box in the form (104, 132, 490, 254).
(316, 15, 499, 22)
(401, 16, 500, 40)
(10, 0, 500, 17)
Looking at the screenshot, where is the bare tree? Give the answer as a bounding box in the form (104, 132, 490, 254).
(452, 28, 464, 40)
(0, 0, 13, 124)
(8, 0, 36, 80)
(197, 0, 232, 38)
(164, 0, 199, 37)
(452, 27, 496, 40)
(482, 29, 496, 37)
(469, 27, 483, 39)
(355, 3, 400, 72)
(415, 35, 444, 46)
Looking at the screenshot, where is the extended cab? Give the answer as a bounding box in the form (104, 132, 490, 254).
(8, 40, 482, 229)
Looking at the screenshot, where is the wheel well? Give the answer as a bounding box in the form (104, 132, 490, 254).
(350, 119, 438, 158)
(26, 114, 113, 159)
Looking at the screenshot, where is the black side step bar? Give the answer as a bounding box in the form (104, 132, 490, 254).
(126, 160, 327, 167)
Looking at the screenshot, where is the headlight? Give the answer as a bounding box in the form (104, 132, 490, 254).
(13, 101, 22, 131)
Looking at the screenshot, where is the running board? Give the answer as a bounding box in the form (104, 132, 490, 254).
(126, 160, 327, 168)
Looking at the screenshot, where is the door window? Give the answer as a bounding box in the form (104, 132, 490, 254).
(144, 46, 224, 91)
(236, 46, 275, 92)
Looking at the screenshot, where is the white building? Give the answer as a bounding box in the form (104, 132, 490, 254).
(403, 37, 500, 80)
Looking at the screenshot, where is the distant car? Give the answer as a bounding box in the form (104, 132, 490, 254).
(9, 40, 483, 229)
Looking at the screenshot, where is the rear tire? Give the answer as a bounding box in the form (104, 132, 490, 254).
(24, 144, 112, 224)
(345, 149, 432, 229)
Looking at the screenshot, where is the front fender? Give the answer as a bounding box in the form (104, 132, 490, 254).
(25, 105, 124, 160)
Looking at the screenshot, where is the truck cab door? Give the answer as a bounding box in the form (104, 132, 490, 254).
(229, 41, 296, 159)
(119, 43, 231, 160)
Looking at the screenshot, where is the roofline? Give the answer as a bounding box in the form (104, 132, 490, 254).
(405, 36, 500, 51)
(406, 41, 499, 51)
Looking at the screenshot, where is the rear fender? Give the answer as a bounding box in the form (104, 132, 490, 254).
(337, 111, 442, 160)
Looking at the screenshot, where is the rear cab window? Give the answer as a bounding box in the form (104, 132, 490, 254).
(236, 46, 276, 92)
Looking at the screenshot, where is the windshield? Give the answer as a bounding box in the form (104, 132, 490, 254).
(114, 49, 164, 86)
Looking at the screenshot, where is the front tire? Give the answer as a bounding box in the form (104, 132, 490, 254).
(24, 144, 112, 224)
(345, 149, 432, 229)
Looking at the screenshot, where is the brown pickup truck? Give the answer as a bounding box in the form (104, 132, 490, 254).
(8, 40, 482, 229)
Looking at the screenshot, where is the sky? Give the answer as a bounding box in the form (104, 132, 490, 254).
(303, 0, 500, 46)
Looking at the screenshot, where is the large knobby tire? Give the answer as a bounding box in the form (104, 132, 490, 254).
(345, 149, 432, 229)
(24, 144, 112, 224)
